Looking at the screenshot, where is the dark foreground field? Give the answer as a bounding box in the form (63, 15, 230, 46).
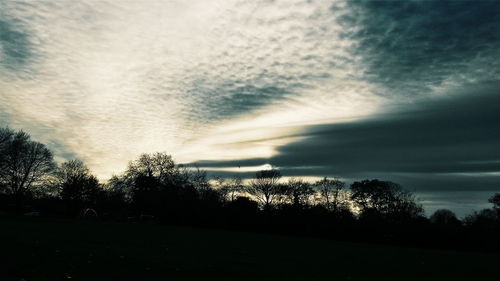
(1, 216, 499, 281)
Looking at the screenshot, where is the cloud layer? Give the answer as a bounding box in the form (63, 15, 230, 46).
(196, 82, 500, 191)
(1, 0, 499, 197)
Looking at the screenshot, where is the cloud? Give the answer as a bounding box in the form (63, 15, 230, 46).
(339, 0, 500, 97)
(194, 82, 500, 191)
(0, 0, 499, 183)
(0, 0, 372, 177)
(0, 16, 33, 73)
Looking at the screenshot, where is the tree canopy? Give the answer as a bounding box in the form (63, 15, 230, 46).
(0, 127, 56, 206)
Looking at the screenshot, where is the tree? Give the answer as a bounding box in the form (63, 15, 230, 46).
(226, 196, 259, 214)
(313, 177, 346, 212)
(488, 193, 500, 220)
(57, 159, 101, 215)
(0, 127, 14, 192)
(190, 168, 222, 207)
(132, 173, 163, 215)
(106, 174, 132, 202)
(0, 127, 14, 147)
(190, 168, 211, 192)
(429, 209, 461, 225)
(246, 169, 282, 209)
(0, 128, 56, 208)
(464, 208, 498, 228)
(121, 153, 179, 214)
(123, 152, 192, 189)
(284, 178, 314, 207)
(120, 152, 207, 217)
(488, 193, 500, 209)
(350, 179, 423, 219)
(217, 176, 244, 202)
(125, 152, 176, 183)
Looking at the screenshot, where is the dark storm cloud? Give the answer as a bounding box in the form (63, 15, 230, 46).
(338, 0, 500, 96)
(194, 83, 500, 191)
(272, 86, 500, 176)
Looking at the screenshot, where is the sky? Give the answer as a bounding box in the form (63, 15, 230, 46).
(1, 0, 499, 214)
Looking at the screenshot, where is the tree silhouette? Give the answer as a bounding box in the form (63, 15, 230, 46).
(488, 193, 500, 220)
(57, 159, 101, 215)
(120, 153, 180, 215)
(216, 176, 244, 202)
(488, 193, 500, 209)
(313, 177, 346, 212)
(246, 169, 282, 209)
(464, 208, 498, 228)
(0, 127, 14, 147)
(0, 128, 56, 209)
(191, 168, 222, 209)
(125, 152, 176, 183)
(0, 127, 14, 192)
(132, 174, 162, 215)
(107, 174, 132, 202)
(284, 178, 314, 208)
(429, 209, 461, 225)
(190, 168, 211, 192)
(6, 125, 500, 253)
(350, 179, 423, 220)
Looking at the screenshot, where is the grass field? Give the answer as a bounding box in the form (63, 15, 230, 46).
(1, 216, 499, 281)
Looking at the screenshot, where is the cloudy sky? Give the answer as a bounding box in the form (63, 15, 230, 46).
(1, 0, 499, 213)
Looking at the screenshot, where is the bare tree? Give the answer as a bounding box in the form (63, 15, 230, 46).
(125, 152, 176, 182)
(313, 177, 346, 212)
(284, 178, 314, 207)
(0, 129, 56, 207)
(217, 176, 244, 202)
(190, 167, 211, 191)
(246, 169, 281, 209)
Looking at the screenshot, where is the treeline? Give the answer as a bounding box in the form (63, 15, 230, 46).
(1, 127, 500, 252)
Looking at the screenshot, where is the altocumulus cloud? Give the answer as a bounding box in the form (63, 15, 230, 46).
(0, 0, 375, 177)
(342, 0, 500, 97)
(0, 0, 499, 189)
(0, 17, 32, 72)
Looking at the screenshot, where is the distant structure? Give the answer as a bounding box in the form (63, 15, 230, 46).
(81, 208, 98, 219)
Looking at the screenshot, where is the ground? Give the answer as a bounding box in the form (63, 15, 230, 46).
(1, 215, 498, 281)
